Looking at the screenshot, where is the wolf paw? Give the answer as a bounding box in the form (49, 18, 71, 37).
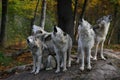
(101, 57, 106, 60)
(80, 67, 84, 71)
(93, 57, 97, 60)
(68, 64, 71, 67)
(90, 55, 93, 59)
(63, 68, 67, 72)
(31, 70, 35, 73)
(87, 66, 92, 70)
(55, 69, 60, 73)
(34, 71, 39, 74)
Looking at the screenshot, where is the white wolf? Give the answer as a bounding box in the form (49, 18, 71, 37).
(76, 19, 95, 71)
(51, 26, 72, 73)
(93, 15, 112, 60)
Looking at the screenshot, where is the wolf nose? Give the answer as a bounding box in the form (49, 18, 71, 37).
(27, 39, 30, 43)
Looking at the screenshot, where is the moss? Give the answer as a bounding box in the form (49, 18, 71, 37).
(0, 52, 13, 66)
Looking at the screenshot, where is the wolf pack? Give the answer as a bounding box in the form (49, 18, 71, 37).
(27, 15, 112, 74)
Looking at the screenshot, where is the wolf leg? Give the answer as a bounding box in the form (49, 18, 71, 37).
(35, 56, 42, 74)
(80, 49, 85, 71)
(87, 48, 92, 70)
(63, 52, 67, 72)
(31, 55, 36, 73)
(55, 53, 60, 73)
(76, 48, 81, 63)
(67, 48, 71, 67)
(93, 42, 100, 60)
(100, 40, 106, 60)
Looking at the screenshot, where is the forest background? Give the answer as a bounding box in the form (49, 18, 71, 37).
(0, 0, 120, 78)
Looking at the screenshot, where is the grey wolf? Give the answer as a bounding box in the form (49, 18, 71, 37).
(27, 25, 56, 74)
(27, 35, 44, 74)
(76, 19, 95, 71)
(51, 26, 72, 73)
(93, 15, 112, 60)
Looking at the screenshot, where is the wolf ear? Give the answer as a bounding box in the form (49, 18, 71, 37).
(108, 15, 112, 21)
(36, 30, 43, 34)
(54, 25, 57, 33)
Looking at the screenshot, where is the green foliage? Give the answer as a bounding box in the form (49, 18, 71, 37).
(3, 0, 57, 46)
(31, 0, 57, 32)
(1, 0, 120, 46)
(109, 0, 119, 5)
(8, 0, 40, 19)
(45, 0, 57, 32)
(0, 52, 13, 66)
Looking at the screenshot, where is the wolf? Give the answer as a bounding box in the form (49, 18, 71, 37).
(32, 25, 56, 62)
(93, 15, 112, 60)
(51, 26, 72, 73)
(27, 35, 44, 74)
(27, 25, 56, 74)
(76, 19, 95, 71)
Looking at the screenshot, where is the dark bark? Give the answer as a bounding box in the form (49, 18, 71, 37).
(73, 0, 78, 23)
(74, 0, 88, 43)
(73, 0, 79, 43)
(57, 0, 74, 40)
(29, 0, 40, 35)
(0, 0, 8, 46)
(39, 0, 46, 29)
(107, 4, 118, 45)
(79, 0, 88, 22)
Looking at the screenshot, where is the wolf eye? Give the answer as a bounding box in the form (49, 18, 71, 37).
(39, 31, 43, 33)
(36, 30, 43, 34)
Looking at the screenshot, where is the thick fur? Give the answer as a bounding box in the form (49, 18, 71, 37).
(76, 19, 95, 71)
(27, 25, 56, 74)
(33, 25, 56, 61)
(51, 26, 72, 73)
(93, 15, 112, 60)
(27, 35, 44, 74)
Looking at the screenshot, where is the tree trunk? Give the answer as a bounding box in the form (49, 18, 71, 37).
(73, 0, 78, 24)
(107, 4, 118, 45)
(0, 0, 8, 47)
(57, 0, 74, 41)
(29, 0, 40, 35)
(39, 0, 46, 29)
(74, 0, 88, 43)
(73, 0, 79, 42)
(79, 0, 88, 22)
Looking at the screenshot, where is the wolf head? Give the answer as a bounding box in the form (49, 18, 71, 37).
(32, 25, 47, 35)
(32, 25, 51, 41)
(97, 15, 112, 24)
(27, 36, 37, 48)
(96, 15, 112, 30)
(52, 25, 67, 43)
(78, 19, 91, 30)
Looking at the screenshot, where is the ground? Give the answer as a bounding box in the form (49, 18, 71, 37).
(0, 44, 120, 80)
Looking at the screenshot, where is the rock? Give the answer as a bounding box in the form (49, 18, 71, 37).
(83, 62, 120, 80)
(104, 49, 120, 60)
(4, 49, 120, 80)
